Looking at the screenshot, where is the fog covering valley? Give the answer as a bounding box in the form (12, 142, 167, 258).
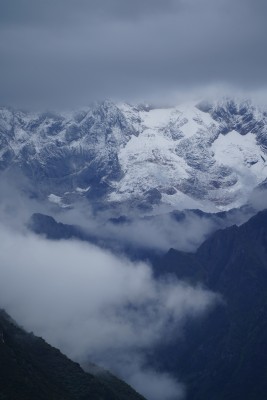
(1, 0, 267, 399)
(0, 179, 221, 400)
(0, 174, 267, 399)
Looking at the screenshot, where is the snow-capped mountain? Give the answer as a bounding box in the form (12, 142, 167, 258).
(0, 98, 267, 213)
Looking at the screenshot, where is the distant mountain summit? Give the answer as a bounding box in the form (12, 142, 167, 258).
(1, 98, 267, 213)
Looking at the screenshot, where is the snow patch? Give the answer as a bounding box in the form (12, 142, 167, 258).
(76, 186, 90, 193)
(48, 194, 70, 208)
(140, 108, 174, 129)
(212, 130, 267, 197)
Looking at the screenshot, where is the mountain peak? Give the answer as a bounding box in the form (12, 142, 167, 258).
(0, 98, 267, 213)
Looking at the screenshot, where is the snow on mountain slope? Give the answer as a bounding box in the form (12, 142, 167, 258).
(112, 100, 267, 211)
(212, 131, 267, 184)
(0, 99, 267, 213)
(111, 103, 217, 210)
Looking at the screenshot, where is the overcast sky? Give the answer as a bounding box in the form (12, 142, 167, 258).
(0, 0, 266, 106)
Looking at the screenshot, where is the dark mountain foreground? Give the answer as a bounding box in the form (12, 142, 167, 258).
(0, 310, 146, 400)
(153, 209, 267, 400)
(28, 208, 267, 399)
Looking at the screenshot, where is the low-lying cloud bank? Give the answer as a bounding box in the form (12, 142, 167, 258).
(0, 176, 241, 256)
(0, 224, 218, 400)
(58, 203, 220, 253)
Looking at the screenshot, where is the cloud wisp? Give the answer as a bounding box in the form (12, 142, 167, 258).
(0, 223, 218, 400)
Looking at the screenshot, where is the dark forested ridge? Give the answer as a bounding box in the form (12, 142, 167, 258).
(0, 310, 146, 400)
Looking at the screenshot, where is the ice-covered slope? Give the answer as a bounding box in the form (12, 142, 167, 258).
(112, 100, 267, 211)
(0, 99, 266, 212)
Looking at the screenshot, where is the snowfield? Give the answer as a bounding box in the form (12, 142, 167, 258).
(0, 98, 267, 213)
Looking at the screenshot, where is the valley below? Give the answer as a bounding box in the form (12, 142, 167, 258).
(1, 98, 267, 400)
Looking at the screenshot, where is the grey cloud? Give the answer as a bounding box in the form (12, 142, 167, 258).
(0, 224, 218, 400)
(61, 207, 220, 253)
(126, 366, 185, 400)
(0, 177, 222, 400)
(248, 187, 267, 211)
(0, 0, 266, 106)
(0, 0, 180, 27)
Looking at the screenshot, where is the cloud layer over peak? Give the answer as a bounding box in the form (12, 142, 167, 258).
(1, 0, 266, 106)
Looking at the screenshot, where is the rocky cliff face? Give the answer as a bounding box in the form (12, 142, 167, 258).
(0, 98, 267, 213)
